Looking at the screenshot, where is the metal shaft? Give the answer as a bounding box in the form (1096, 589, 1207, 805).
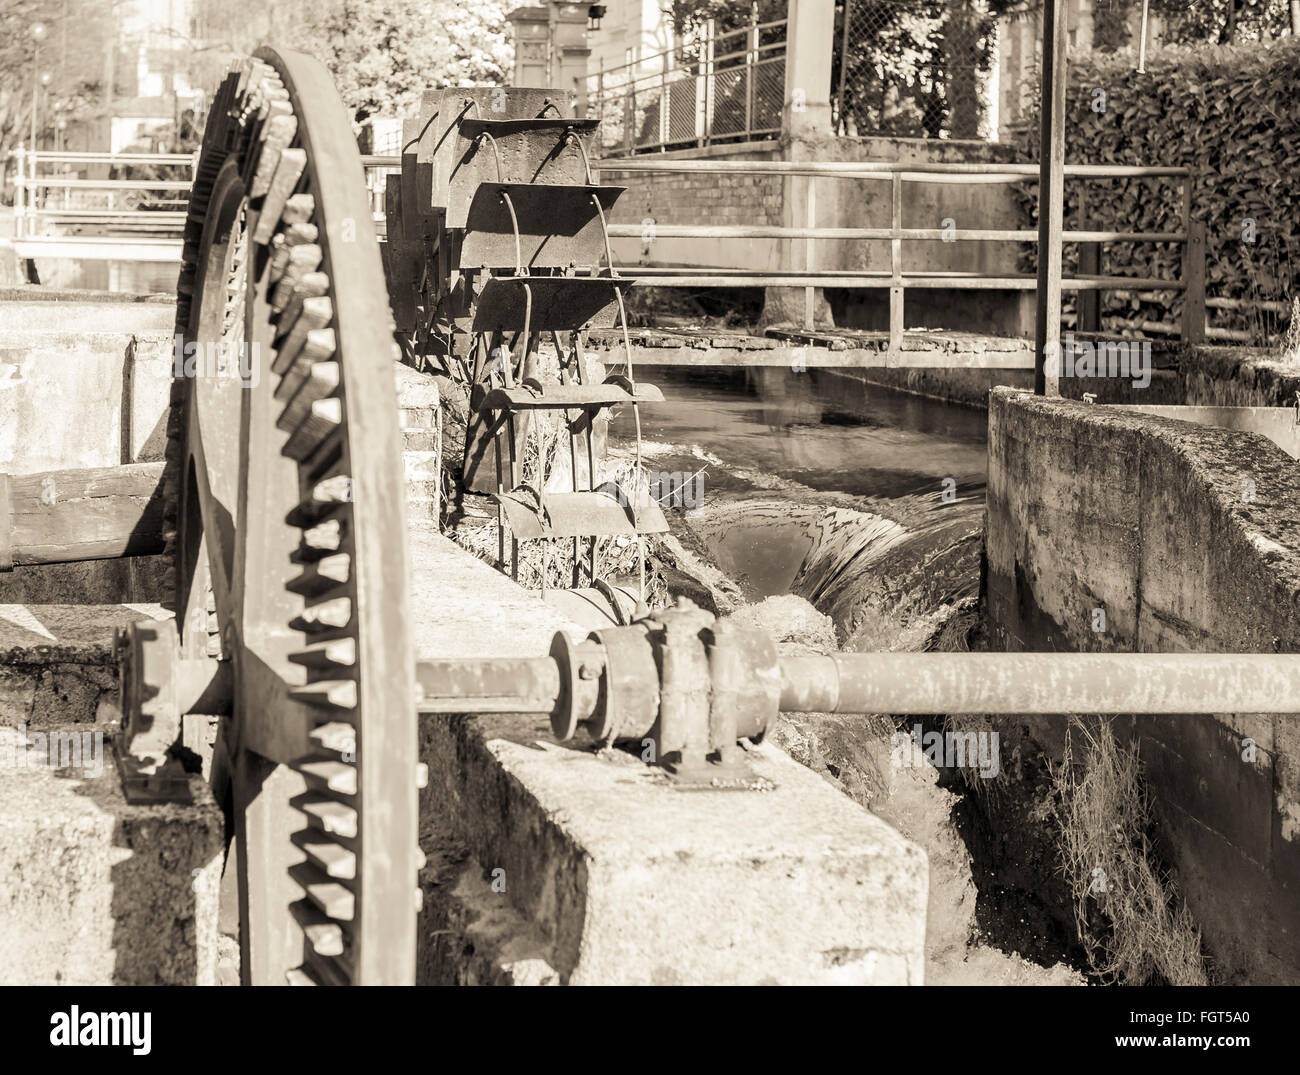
(415, 657, 560, 713)
(416, 652, 1300, 718)
(779, 653, 1300, 715)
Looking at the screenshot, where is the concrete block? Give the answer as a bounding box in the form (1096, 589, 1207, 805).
(409, 526, 928, 985)
(0, 725, 222, 984)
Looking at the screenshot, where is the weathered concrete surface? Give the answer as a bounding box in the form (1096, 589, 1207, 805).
(0, 603, 169, 727)
(984, 387, 1300, 983)
(0, 313, 173, 471)
(0, 723, 222, 984)
(1177, 345, 1300, 408)
(409, 524, 928, 984)
(0, 292, 175, 604)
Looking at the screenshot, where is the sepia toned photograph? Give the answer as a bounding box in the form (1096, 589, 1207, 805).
(0, 0, 1290, 1053)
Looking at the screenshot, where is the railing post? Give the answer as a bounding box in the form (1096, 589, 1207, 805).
(1182, 219, 1207, 345)
(1180, 173, 1206, 345)
(890, 171, 903, 356)
(836, 0, 854, 134)
(661, 52, 669, 149)
(702, 21, 714, 146)
(13, 146, 25, 240)
(597, 60, 605, 152)
(1077, 185, 1100, 333)
(745, 15, 757, 139)
(804, 175, 816, 330)
(1033, 0, 1068, 397)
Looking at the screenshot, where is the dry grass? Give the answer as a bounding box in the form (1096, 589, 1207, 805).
(1050, 718, 1209, 985)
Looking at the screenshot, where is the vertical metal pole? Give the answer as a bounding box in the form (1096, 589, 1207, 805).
(835, 0, 853, 134)
(804, 175, 816, 330)
(661, 49, 670, 149)
(31, 44, 40, 148)
(1077, 185, 1100, 333)
(890, 171, 903, 357)
(597, 58, 605, 150)
(745, 13, 757, 138)
(1137, 0, 1150, 73)
(1181, 176, 1206, 344)
(702, 20, 714, 146)
(13, 147, 24, 240)
(1033, 0, 1067, 397)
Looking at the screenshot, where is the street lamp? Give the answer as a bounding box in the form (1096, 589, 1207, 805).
(30, 23, 48, 149)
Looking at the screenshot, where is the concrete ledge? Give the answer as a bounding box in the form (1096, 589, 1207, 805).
(410, 525, 928, 984)
(0, 724, 222, 984)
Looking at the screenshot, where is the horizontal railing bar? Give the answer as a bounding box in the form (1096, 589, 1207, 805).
(608, 224, 1186, 243)
(12, 237, 182, 261)
(595, 159, 1189, 179)
(20, 177, 192, 190)
(623, 270, 1184, 291)
(10, 151, 193, 166)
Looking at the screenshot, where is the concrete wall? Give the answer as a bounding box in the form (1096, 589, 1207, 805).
(984, 387, 1300, 983)
(0, 292, 176, 603)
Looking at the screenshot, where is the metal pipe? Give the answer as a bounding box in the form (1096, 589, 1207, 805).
(779, 653, 1300, 715)
(415, 657, 560, 714)
(415, 651, 1300, 720)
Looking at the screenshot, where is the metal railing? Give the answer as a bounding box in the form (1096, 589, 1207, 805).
(9, 148, 194, 262)
(585, 18, 787, 156)
(594, 157, 1204, 344)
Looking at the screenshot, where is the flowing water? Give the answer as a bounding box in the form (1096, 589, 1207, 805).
(611, 367, 989, 645)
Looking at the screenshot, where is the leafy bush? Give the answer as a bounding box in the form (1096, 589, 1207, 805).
(1014, 39, 1299, 340)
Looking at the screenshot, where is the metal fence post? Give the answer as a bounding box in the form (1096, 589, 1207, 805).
(1034, 0, 1068, 397)
(702, 21, 714, 146)
(13, 147, 25, 240)
(835, 0, 853, 134)
(1077, 185, 1100, 333)
(804, 174, 816, 329)
(745, 15, 758, 139)
(1182, 224, 1207, 344)
(890, 170, 903, 356)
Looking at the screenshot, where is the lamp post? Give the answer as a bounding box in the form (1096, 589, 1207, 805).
(39, 72, 52, 148)
(30, 23, 48, 149)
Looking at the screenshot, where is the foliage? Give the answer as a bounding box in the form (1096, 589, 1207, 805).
(833, 0, 1001, 139)
(281, 0, 513, 124)
(1014, 37, 1300, 340)
(0, 0, 113, 160)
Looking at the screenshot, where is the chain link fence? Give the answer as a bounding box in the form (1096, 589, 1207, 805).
(833, 0, 1000, 139)
(586, 18, 786, 156)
